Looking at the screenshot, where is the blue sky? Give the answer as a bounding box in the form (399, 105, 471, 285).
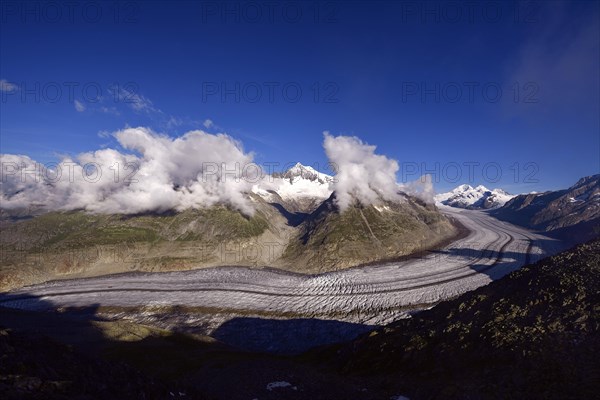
(1, 0, 598, 193)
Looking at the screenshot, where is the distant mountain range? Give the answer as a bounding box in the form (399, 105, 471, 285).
(435, 184, 515, 209)
(436, 176, 600, 243)
(492, 174, 600, 243)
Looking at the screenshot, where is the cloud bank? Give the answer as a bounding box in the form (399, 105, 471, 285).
(0, 127, 257, 215)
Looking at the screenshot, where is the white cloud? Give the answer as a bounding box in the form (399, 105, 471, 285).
(109, 85, 161, 115)
(74, 99, 86, 112)
(203, 119, 214, 129)
(0, 127, 257, 215)
(105, 87, 201, 131)
(323, 132, 402, 211)
(166, 116, 183, 128)
(98, 106, 120, 115)
(0, 79, 18, 93)
(399, 174, 435, 204)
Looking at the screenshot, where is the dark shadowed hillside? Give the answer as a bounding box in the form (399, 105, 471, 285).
(322, 238, 600, 399)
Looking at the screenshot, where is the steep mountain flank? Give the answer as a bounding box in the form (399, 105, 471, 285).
(492, 174, 600, 243)
(283, 192, 459, 272)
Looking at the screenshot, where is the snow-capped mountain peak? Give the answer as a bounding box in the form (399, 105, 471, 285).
(252, 163, 334, 212)
(454, 184, 474, 193)
(281, 163, 334, 184)
(435, 184, 515, 209)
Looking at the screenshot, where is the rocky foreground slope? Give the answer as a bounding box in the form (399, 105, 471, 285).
(322, 238, 600, 399)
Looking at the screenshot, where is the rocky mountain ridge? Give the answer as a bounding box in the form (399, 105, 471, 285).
(492, 174, 600, 243)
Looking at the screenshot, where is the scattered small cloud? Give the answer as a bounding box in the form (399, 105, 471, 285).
(167, 116, 184, 128)
(98, 106, 120, 116)
(75, 104, 120, 116)
(108, 85, 162, 115)
(74, 99, 86, 112)
(0, 79, 19, 93)
(105, 86, 201, 131)
(203, 119, 214, 129)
